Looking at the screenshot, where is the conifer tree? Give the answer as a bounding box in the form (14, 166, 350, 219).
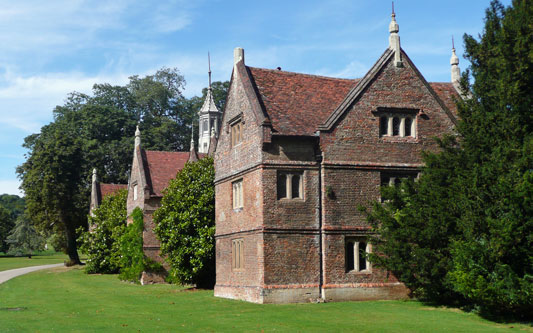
(363, 0, 532, 318)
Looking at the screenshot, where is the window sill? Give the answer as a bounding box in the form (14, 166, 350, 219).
(277, 198, 304, 202)
(346, 270, 372, 275)
(379, 136, 418, 143)
(233, 207, 243, 212)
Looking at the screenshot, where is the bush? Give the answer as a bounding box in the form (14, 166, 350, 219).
(118, 207, 163, 283)
(117, 207, 144, 282)
(154, 157, 215, 288)
(78, 189, 127, 274)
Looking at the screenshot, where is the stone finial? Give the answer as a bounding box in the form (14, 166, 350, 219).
(389, 2, 402, 67)
(451, 36, 461, 84)
(92, 168, 97, 183)
(135, 125, 141, 147)
(234, 47, 244, 65)
(190, 124, 195, 151)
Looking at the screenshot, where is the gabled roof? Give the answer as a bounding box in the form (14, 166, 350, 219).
(141, 150, 206, 197)
(248, 67, 358, 136)
(242, 49, 459, 136)
(100, 183, 127, 198)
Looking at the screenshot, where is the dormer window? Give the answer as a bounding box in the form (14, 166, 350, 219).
(376, 108, 417, 138)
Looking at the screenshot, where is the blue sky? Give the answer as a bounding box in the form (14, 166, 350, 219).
(0, 0, 510, 196)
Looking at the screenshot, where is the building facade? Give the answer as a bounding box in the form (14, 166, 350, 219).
(214, 13, 461, 303)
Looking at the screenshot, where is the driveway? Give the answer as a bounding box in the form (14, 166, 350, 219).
(0, 264, 64, 284)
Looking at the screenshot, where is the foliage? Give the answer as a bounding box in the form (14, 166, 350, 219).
(154, 157, 215, 288)
(0, 194, 25, 219)
(78, 190, 127, 274)
(17, 58, 229, 266)
(362, 0, 533, 319)
(117, 208, 145, 283)
(117, 207, 162, 283)
(0, 206, 15, 253)
(1, 269, 530, 332)
(6, 212, 45, 258)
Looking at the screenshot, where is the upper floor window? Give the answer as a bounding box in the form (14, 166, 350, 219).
(377, 108, 417, 138)
(232, 179, 243, 209)
(231, 121, 242, 147)
(203, 119, 209, 133)
(277, 172, 303, 200)
(346, 238, 371, 273)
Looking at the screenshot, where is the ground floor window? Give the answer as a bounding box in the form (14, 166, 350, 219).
(232, 238, 244, 270)
(345, 238, 371, 272)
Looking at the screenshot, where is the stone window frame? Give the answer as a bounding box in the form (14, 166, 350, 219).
(277, 171, 304, 200)
(232, 179, 243, 210)
(375, 108, 418, 139)
(132, 182, 138, 201)
(345, 237, 372, 273)
(228, 114, 244, 148)
(380, 171, 419, 202)
(231, 238, 244, 271)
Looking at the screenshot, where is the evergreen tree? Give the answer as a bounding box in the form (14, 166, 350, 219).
(6, 213, 45, 258)
(0, 206, 15, 253)
(153, 157, 215, 288)
(363, 0, 532, 318)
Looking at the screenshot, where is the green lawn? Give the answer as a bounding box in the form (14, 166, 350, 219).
(0, 251, 69, 272)
(0, 267, 530, 332)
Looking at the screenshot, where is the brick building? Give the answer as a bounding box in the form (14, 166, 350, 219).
(126, 126, 204, 284)
(89, 168, 127, 219)
(214, 13, 461, 303)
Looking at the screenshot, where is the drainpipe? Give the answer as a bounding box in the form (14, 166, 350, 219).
(316, 151, 324, 300)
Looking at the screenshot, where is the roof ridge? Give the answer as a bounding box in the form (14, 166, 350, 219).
(247, 66, 360, 82)
(144, 149, 190, 154)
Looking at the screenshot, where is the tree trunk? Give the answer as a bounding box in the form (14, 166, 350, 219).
(65, 221, 81, 265)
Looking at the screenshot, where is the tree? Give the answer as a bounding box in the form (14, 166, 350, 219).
(78, 189, 127, 274)
(6, 212, 45, 258)
(362, 0, 533, 318)
(153, 157, 215, 288)
(0, 206, 15, 253)
(0, 194, 25, 219)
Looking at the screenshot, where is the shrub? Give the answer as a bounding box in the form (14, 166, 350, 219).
(154, 157, 215, 288)
(78, 189, 127, 274)
(118, 207, 163, 283)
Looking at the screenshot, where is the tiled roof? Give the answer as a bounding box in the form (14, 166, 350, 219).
(247, 67, 460, 136)
(248, 67, 359, 136)
(430, 82, 460, 118)
(142, 150, 206, 197)
(99, 183, 127, 198)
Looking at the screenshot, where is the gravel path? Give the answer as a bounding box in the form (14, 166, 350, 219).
(0, 264, 64, 284)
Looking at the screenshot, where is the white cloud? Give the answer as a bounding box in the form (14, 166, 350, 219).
(0, 180, 23, 197)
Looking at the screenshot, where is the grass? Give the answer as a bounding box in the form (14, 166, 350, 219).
(1, 267, 531, 332)
(0, 250, 69, 272)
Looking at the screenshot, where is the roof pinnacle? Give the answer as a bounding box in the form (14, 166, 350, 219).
(134, 125, 141, 147)
(389, 2, 402, 67)
(451, 36, 461, 86)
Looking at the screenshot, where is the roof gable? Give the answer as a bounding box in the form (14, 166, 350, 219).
(320, 48, 458, 131)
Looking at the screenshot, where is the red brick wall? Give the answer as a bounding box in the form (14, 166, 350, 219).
(263, 233, 320, 286)
(215, 168, 264, 236)
(322, 168, 380, 228)
(215, 74, 264, 183)
(262, 167, 319, 230)
(215, 232, 264, 295)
